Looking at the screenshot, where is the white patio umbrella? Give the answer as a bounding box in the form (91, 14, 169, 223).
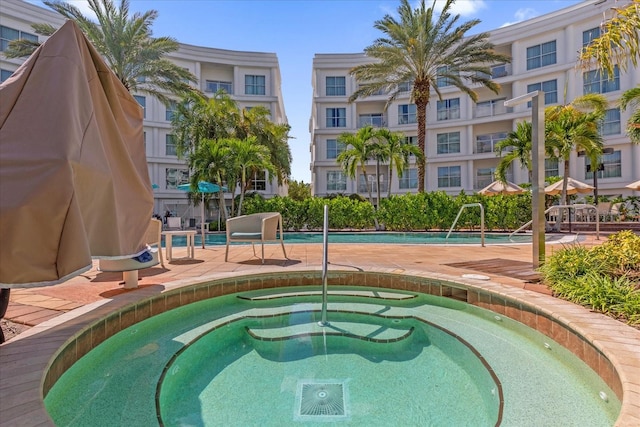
(544, 177, 595, 195)
(478, 180, 526, 196)
(177, 181, 227, 248)
(625, 180, 640, 191)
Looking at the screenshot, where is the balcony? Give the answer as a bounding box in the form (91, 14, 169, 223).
(475, 64, 511, 79)
(358, 115, 386, 128)
(474, 101, 513, 118)
(475, 132, 508, 154)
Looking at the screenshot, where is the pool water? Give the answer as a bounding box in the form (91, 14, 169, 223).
(165, 231, 537, 247)
(44, 287, 620, 426)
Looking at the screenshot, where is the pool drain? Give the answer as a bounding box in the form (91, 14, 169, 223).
(295, 380, 348, 421)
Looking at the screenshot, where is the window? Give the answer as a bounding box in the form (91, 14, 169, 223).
(476, 132, 507, 153)
(0, 69, 13, 82)
(398, 104, 417, 124)
(326, 108, 346, 127)
(358, 113, 384, 128)
(583, 66, 620, 94)
(545, 158, 559, 178)
(582, 27, 601, 48)
(436, 98, 460, 121)
(399, 168, 418, 189)
(585, 150, 621, 179)
(133, 95, 146, 118)
(165, 101, 177, 122)
(475, 99, 507, 117)
(245, 74, 265, 95)
(0, 25, 37, 51)
(165, 168, 189, 189)
(205, 80, 232, 94)
(526, 80, 557, 106)
(398, 81, 413, 92)
(249, 170, 267, 191)
(326, 139, 346, 159)
(437, 166, 461, 188)
(436, 132, 460, 154)
(601, 108, 621, 136)
(436, 66, 456, 87)
(404, 136, 418, 157)
(476, 168, 495, 189)
(327, 171, 346, 192)
(165, 134, 177, 156)
(326, 76, 346, 96)
(526, 40, 556, 70)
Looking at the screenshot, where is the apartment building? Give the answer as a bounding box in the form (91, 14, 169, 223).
(310, 0, 640, 202)
(1, 0, 287, 221)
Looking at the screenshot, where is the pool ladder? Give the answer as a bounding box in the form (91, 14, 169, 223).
(446, 203, 485, 247)
(319, 205, 329, 326)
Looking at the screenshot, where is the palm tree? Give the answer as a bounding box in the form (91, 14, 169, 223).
(349, 0, 510, 192)
(579, 0, 639, 76)
(545, 94, 607, 209)
(375, 129, 424, 198)
(225, 137, 275, 217)
(336, 126, 378, 204)
(620, 86, 640, 143)
(5, 0, 196, 104)
(495, 121, 532, 184)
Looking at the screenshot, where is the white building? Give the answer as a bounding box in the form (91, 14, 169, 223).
(1, 0, 288, 222)
(310, 0, 639, 202)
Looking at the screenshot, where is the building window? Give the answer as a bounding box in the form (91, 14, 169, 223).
(326, 76, 346, 96)
(245, 74, 265, 95)
(326, 108, 346, 127)
(582, 27, 601, 48)
(358, 113, 384, 128)
(133, 95, 146, 118)
(476, 168, 495, 189)
(437, 166, 461, 188)
(249, 170, 267, 191)
(476, 132, 507, 153)
(526, 40, 556, 70)
(583, 66, 620, 94)
(0, 25, 38, 51)
(436, 132, 461, 154)
(545, 158, 559, 178)
(436, 98, 460, 121)
(0, 69, 13, 82)
(398, 168, 418, 189)
(205, 80, 233, 94)
(436, 66, 456, 87)
(398, 104, 417, 124)
(165, 101, 177, 122)
(600, 108, 621, 136)
(327, 171, 346, 192)
(526, 80, 557, 106)
(166, 168, 189, 189)
(326, 139, 346, 159)
(398, 81, 413, 93)
(165, 134, 177, 156)
(585, 150, 621, 179)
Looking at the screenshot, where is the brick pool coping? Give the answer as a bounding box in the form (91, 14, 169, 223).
(1, 266, 639, 426)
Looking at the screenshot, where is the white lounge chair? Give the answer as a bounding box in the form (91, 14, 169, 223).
(225, 212, 287, 264)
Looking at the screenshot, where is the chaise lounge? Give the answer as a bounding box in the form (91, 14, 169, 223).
(225, 212, 287, 264)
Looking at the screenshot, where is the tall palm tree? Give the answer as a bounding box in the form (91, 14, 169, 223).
(5, 0, 196, 104)
(375, 129, 424, 197)
(349, 0, 510, 192)
(620, 86, 640, 143)
(495, 121, 532, 184)
(545, 94, 607, 209)
(336, 126, 378, 204)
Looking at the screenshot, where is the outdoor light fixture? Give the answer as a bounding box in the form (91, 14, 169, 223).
(504, 91, 545, 268)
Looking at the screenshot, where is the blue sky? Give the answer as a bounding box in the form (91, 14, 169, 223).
(31, 0, 583, 182)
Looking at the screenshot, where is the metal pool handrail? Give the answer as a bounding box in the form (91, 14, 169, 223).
(446, 203, 485, 247)
(319, 204, 329, 326)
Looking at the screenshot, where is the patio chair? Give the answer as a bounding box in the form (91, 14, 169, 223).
(225, 212, 287, 264)
(609, 202, 624, 222)
(596, 202, 612, 221)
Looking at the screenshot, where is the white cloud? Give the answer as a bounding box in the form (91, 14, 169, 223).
(501, 7, 539, 27)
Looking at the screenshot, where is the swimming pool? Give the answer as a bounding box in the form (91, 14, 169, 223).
(44, 283, 619, 426)
(163, 231, 558, 247)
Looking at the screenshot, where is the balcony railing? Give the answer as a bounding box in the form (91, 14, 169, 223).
(474, 103, 513, 118)
(358, 182, 389, 193)
(358, 116, 386, 128)
(475, 64, 511, 79)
